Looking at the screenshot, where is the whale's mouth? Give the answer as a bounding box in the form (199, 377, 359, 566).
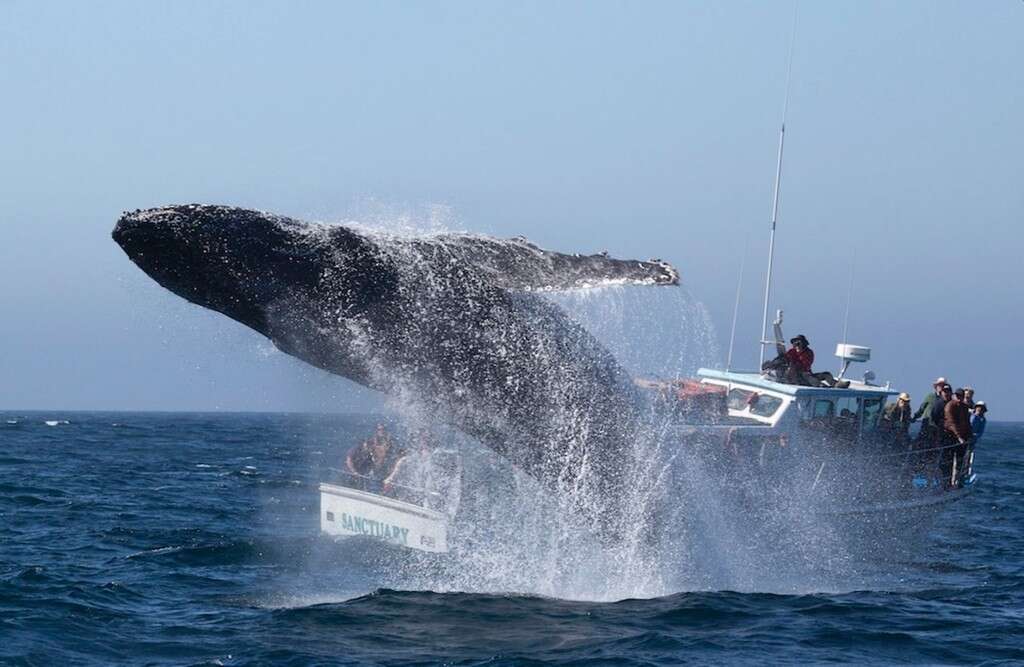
(112, 206, 253, 328)
(113, 208, 206, 299)
(111, 210, 148, 258)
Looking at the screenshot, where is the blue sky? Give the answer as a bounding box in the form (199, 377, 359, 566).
(2, 1, 1021, 417)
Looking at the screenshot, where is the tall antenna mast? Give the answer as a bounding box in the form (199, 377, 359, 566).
(840, 249, 857, 345)
(725, 238, 749, 372)
(759, 3, 799, 368)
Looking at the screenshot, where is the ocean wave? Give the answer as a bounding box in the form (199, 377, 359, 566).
(5, 565, 48, 583)
(8, 494, 67, 508)
(125, 540, 262, 566)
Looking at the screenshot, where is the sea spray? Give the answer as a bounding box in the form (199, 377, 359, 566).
(301, 210, 722, 600)
(262, 211, 859, 598)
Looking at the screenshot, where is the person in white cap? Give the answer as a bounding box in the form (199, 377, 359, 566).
(883, 392, 914, 440)
(972, 402, 988, 442)
(913, 377, 948, 444)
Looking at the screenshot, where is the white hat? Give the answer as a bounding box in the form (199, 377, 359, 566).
(934, 376, 947, 385)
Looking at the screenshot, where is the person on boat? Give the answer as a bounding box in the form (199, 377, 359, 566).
(345, 424, 405, 494)
(943, 389, 973, 445)
(926, 383, 953, 445)
(784, 335, 814, 376)
(930, 382, 952, 419)
(913, 377, 947, 443)
(943, 388, 973, 485)
(381, 428, 434, 502)
(882, 392, 913, 438)
(963, 387, 976, 410)
(373, 422, 393, 448)
(971, 402, 988, 442)
(384, 428, 460, 510)
(775, 335, 839, 387)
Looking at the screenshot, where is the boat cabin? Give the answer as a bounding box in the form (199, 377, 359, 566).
(696, 368, 900, 436)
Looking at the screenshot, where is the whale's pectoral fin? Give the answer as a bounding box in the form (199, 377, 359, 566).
(416, 234, 680, 291)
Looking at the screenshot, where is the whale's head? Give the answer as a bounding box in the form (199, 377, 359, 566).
(112, 204, 328, 333)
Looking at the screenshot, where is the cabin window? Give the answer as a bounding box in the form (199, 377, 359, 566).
(862, 398, 883, 432)
(727, 389, 754, 411)
(812, 399, 834, 419)
(727, 389, 783, 418)
(750, 395, 783, 418)
(831, 396, 862, 439)
(799, 398, 834, 431)
(835, 396, 861, 419)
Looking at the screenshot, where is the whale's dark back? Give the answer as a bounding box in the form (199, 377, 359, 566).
(113, 205, 676, 522)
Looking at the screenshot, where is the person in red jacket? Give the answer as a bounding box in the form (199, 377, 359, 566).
(780, 334, 844, 387)
(784, 335, 814, 374)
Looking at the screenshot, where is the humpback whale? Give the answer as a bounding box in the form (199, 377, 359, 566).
(113, 204, 679, 520)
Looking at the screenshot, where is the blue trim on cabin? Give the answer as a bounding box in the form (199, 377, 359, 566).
(696, 368, 900, 398)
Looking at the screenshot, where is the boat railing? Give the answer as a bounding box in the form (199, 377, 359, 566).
(894, 439, 975, 488)
(811, 438, 976, 491)
(869, 440, 963, 459)
(323, 467, 445, 507)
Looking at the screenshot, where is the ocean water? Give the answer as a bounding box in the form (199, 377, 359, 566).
(2, 411, 1022, 666)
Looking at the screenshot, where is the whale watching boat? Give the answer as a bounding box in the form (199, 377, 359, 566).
(648, 50, 977, 544)
(647, 315, 976, 499)
(629, 304, 978, 562)
(319, 474, 450, 554)
(319, 447, 461, 554)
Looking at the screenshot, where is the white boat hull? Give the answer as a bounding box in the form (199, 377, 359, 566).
(319, 482, 449, 553)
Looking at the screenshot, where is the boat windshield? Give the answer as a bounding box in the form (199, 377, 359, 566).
(727, 388, 784, 418)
